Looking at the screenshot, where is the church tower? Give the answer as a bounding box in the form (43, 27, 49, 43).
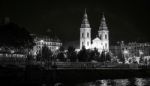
(80, 9, 91, 49)
(98, 13, 109, 51)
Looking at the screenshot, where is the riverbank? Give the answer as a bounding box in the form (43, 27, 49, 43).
(0, 64, 150, 86)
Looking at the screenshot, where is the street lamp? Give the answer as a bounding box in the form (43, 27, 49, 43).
(40, 40, 44, 43)
(139, 50, 143, 57)
(123, 49, 129, 64)
(40, 40, 44, 59)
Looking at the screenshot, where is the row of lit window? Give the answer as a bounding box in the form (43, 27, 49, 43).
(37, 46, 59, 50)
(81, 33, 90, 38)
(122, 46, 149, 50)
(81, 33, 108, 40)
(99, 34, 108, 40)
(128, 43, 150, 46)
(82, 41, 90, 46)
(36, 41, 62, 46)
(82, 41, 108, 48)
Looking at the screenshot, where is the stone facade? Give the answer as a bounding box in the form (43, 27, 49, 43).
(31, 30, 62, 55)
(80, 10, 109, 53)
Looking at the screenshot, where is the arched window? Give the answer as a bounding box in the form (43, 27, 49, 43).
(105, 34, 107, 39)
(82, 33, 84, 38)
(105, 43, 107, 48)
(87, 41, 89, 46)
(87, 33, 89, 38)
(82, 42, 84, 46)
(100, 35, 102, 40)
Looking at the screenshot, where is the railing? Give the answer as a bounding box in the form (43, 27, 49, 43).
(0, 53, 26, 58)
(51, 62, 140, 69)
(0, 57, 150, 69)
(0, 57, 27, 66)
(54, 62, 101, 68)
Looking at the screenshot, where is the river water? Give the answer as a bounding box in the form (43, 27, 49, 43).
(75, 78, 150, 86)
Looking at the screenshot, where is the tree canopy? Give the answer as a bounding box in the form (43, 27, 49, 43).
(78, 46, 89, 62)
(67, 46, 77, 62)
(36, 45, 53, 61)
(0, 22, 35, 49)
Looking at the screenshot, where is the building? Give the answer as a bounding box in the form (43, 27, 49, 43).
(110, 41, 150, 57)
(80, 10, 109, 53)
(109, 42, 122, 58)
(31, 29, 62, 55)
(123, 42, 150, 57)
(110, 41, 150, 63)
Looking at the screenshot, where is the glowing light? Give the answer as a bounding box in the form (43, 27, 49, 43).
(123, 50, 129, 54)
(56, 46, 59, 50)
(139, 50, 143, 55)
(40, 40, 44, 43)
(10, 50, 15, 54)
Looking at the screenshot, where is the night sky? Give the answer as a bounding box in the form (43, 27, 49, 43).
(0, 0, 150, 47)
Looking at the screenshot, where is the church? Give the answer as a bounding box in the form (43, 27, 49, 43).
(80, 10, 109, 53)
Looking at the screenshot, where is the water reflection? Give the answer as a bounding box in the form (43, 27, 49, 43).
(135, 78, 147, 86)
(113, 79, 129, 86)
(76, 78, 150, 86)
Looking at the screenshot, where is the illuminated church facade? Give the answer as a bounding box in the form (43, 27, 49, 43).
(80, 10, 109, 53)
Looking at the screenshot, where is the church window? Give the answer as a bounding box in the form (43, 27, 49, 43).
(105, 34, 107, 39)
(82, 33, 84, 38)
(100, 35, 102, 40)
(105, 43, 107, 48)
(87, 41, 89, 46)
(87, 33, 89, 38)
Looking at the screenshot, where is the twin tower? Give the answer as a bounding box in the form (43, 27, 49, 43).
(80, 10, 109, 52)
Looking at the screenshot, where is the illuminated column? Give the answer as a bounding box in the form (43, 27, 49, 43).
(98, 13, 109, 52)
(80, 9, 91, 49)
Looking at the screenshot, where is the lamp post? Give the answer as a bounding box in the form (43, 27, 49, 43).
(123, 49, 129, 64)
(139, 50, 143, 57)
(139, 50, 143, 64)
(40, 40, 44, 60)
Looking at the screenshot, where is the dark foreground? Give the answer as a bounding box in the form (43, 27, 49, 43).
(0, 65, 150, 86)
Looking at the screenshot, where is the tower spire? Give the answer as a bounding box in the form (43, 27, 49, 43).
(99, 12, 108, 30)
(80, 9, 91, 49)
(81, 9, 90, 28)
(98, 12, 109, 52)
(102, 12, 105, 21)
(85, 8, 87, 14)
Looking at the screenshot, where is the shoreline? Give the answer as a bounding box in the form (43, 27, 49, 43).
(0, 64, 150, 85)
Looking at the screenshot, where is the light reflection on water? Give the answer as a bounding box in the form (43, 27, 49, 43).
(135, 78, 147, 86)
(76, 78, 150, 86)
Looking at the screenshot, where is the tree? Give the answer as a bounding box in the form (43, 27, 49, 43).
(119, 54, 125, 63)
(139, 56, 144, 63)
(59, 46, 65, 52)
(27, 54, 35, 64)
(57, 46, 66, 62)
(89, 48, 100, 62)
(99, 51, 106, 62)
(36, 45, 53, 61)
(0, 22, 35, 53)
(105, 52, 111, 62)
(67, 46, 77, 62)
(77, 46, 89, 62)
